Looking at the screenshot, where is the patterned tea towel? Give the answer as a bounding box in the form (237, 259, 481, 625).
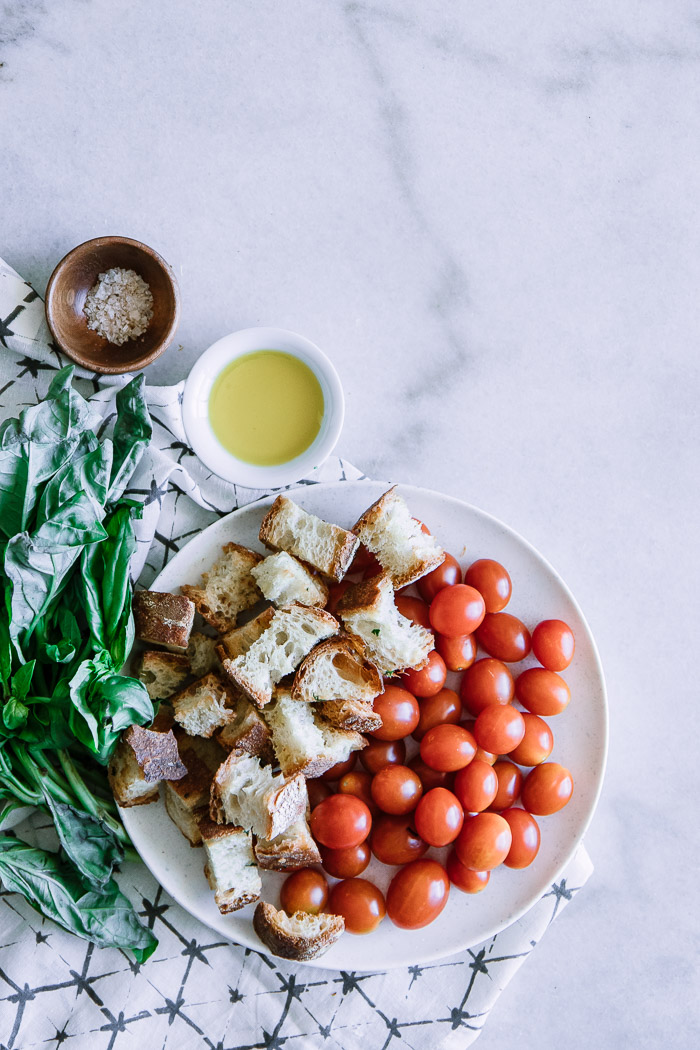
(0, 255, 594, 1050)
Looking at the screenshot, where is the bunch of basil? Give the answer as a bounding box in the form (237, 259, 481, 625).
(0, 366, 159, 961)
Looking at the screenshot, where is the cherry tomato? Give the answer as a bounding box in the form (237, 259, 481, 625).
(521, 763, 573, 815)
(476, 613, 531, 662)
(414, 518, 431, 535)
(429, 584, 485, 638)
(280, 868, 328, 915)
(319, 754, 357, 782)
(531, 619, 575, 671)
(417, 553, 462, 602)
(310, 794, 372, 849)
(460, 658, 514, 716)
(436, 631, 477, 671)
(446, 852, 490, 893)
(464, 559, 512, 613)
(509, 712, 554, 766)
(455, 812, 512, 870)
(489, 760, 523, 811)
(420, 724, 476, 772)
(328, 878, 386, 934)
(395, 595, 432, 630)
(371, 765, 423, 815)
(370, 813, 428, 865)
(408, 754, 453, 791)
(453, 759, 498, 813)
(402, 651, 447, 698)
(326, 580, 352, 615)
(414, 787, 464, 846)
(473, 704, 525, 755)
(371, 684, 420, 740)
(306, 779, 332, 809)
(412, 687, 461, 741)
(338, 770, 378, 815)
(363, 558, 384, 580)
(386, 859, 450, 929)
(460, 720, 497, 765)
(349, 543, 375, 573)
(515, 668, 571, 716)
(360, 738, 406, 774)
(320, 841, 371, 879)
(501, 808, 541, 869)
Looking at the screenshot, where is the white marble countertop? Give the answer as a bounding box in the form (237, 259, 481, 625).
(1, 1, 698, 1046)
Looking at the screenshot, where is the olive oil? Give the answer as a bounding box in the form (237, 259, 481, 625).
(208, 350, 324, 466)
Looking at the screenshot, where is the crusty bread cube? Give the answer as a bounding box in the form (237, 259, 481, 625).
(217, 608, 275, 661)
(253, 901, 344, 961)
(181, 542, 262, 631)
(353, 486, 445, 587)
(164, 792, 208, 846)
(264, 688, 366, 778)
(210, 750, 307, 840)
(215, 697, 273, 760)
(319, 698, 382, 734)
(254, 814, 321, 871)
(337, 572, 434, 674)
(133, 590, 195, 652)
(186, 632, 220, 678)
(108, 716, 186, 808)
(171, 672, 238, 738)
(199, 817, 261, 914)
(291, 636, 382, 704)
(258, 495, 359, 582)
(250, 551, 329, 608)
(137, 651, 191, 700)
(164, 735, 226, 844)
(217, 605, 338, 709)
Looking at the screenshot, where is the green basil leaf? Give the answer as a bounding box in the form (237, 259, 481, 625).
(41, 640, 77, 665)
(2, 697, 29, 731)
(37, 434, 109, 526)
(81, 501, 141, 669)
(10, 660, 35, 700)
(67, 656, 153, 763)
(42, 789, 124, 888)
(108, 375, 152, 502)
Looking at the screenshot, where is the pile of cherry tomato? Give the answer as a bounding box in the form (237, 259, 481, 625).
(278, 533, 576, 937)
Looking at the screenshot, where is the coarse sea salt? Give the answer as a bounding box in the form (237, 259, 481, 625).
(83, 267, 154, 346)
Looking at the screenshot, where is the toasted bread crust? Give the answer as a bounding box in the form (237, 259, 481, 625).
(123, 723, 187, 782)
(133, 590, 195, 652)
(137, 651, 191, 700)
(319, 698, 382, 733)
(168, 735, 225, 810)
(254, 837, 322, 871)
(291, 636, 382, 703)
(335, 573, 386, 617)
(170, 672, 239, 737)
(181, 542, 263, 631)
(352, 486, 445, 587)
(215, 704, 273, 760)
(253, 901, 345, 961)
(258, 495, 359, 582)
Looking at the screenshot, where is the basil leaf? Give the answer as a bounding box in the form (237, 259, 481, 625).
(108, 375, 152, 502)
(10, 660, 35, 700)
(2, 697, 29, 731)
(37, 435, 110, 526)
(81, 501, 141, 669)
(42, 790, 124, 888)
(67, 656, 154, 763)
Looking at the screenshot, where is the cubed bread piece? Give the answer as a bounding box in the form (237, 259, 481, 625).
(171, 672, 238, 738)
(181, 542, 263, 631)
(217, 605, 338, 709)
(133, 590, 195, 652)
(251, 551, 329, 609)
(337, 572, 434, 674)
(108, 745, 160, 808)
(108, 713, 186, 807)
(215, 697, 273, 760)
(199, 817, 261, 914)
(253, 901, 344, 961)
(319, 698, 382, 734)
(210, 750, 307, 840)
(264, 688, 366, 778)
(254, 815, 322, 871)
(217, 608, 276, 661)
(353, 486, 445, 587)
(164, 735, 226, 843)
(137, 650, 191, 700)
(258, 495, 359, 582)
(187, 632, 220, 677)
(164, 792, 208, 846)
(291, 636, 382, 703)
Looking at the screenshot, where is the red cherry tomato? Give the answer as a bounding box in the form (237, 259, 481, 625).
(360, 738, 406, 774)
(521, 763, 573, 815)
(417, 553, 462, 602)
(489, 760, 523, 811)
(460, 658, 514, 716)
(320, 841, 371, 879)
(509, 712, 554, 766)
(310, 794, 372, 849)
(370, 813, 428, 865)
(338, 770, 378, 815)
(319, 754, 357, 782)
(349, 543, 375, 573)
(395, 595, 432, 630)
(531, 619, 575, 671)
(420, 724, 476, 772)
(370, 765, 423, 815)
(363, 558, 384, 580)
(326, 580, 352, 615)
(386, 859, 450, 929)
(306, 779, 332, 809)
(408, 754, 454, 791)
(371, 684, 420, 740)
(501, 808, 541, 868)
(446, 852, 490, 893)
(476, 613, 531, 662)
(412, 687, 461, 741)
(464, 559, 512, 613)
(414, 787, 464, 846)
(453, 759, 498, 813)
(429, 584, 485, 638)
(455, 812, 512, 870)
(515, 668, 571, 716)
(328, 878, 386, 934)
(402, 651, 447, 698)
(473, 704, 525, 755)
(436, 632, 477, 671)
(414, 518, 431, 535)
(280, 868, 328, 915)
(460, 720, 497, 765)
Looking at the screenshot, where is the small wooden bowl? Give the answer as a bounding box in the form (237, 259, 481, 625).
(45, 236, 180, 374)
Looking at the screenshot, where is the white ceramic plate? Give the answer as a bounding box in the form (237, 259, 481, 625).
(121, 481, 608, 971)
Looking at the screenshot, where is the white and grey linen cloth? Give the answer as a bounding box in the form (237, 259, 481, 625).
(0, 256, 593, 1050)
